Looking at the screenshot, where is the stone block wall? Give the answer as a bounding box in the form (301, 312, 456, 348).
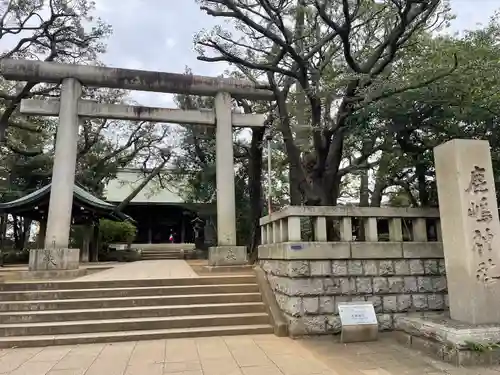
(259, 241, 447, 336)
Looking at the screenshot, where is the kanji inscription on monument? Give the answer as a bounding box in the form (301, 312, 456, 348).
(468, 197, 493, 223)
(464, 165, 498, 283)
(465, 165, 488, 194)
(476, 258, 500, 283)
(472, 228, 493, 255)
(434, 139, 500, 324)
(225, 248, 237, 261)
(42, 250, 57, 267)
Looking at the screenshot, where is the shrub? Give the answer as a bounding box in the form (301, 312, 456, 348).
(99, 219, 137, 247)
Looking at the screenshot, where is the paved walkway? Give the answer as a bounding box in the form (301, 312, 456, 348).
(76, 260, 198, 281)
(297, 334, 500, 375)
(1, 334, 500, 375)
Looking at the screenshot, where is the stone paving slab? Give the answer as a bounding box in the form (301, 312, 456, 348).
(75, 260, 198, 281)
(2, 334, 500, 375)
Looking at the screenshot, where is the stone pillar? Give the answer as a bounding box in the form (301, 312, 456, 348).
(44, 78, 81, 249)
(208, 92, 246, 266)
(214, 92, 237, 245)
(434, 139, 500, 324)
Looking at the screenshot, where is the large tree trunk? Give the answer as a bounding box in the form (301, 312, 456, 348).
(416, 163, 429, 207)
(289, 166, 302, 205)
(371, 151, 391, 207)
(321, 133, 345, 206)
(274, 88, 321, 205)
(359, 171, 370, 207)
(248, 127, 265, 262)
(371, 183, 385, 208)
(359, 139, 371, 207)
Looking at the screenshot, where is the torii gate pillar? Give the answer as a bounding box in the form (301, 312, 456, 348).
(208, 92, 247, 266)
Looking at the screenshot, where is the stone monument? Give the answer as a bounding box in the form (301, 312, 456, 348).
(434, 139, 500, 324)
(397, 139, 500, 366)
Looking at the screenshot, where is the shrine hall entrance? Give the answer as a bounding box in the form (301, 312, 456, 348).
(118, 204, 196, 244)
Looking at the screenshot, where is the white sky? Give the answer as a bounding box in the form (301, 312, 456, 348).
(93, 0, 500, 108)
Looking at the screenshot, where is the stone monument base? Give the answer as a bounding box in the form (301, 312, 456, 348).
(396, 313, 500, 366)
(29, 248, 80, 271)
(341, 325, 378, 343)
(208, 246, 247, 266)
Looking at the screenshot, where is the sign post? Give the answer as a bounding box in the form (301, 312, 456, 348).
(337, 302, 378, 343)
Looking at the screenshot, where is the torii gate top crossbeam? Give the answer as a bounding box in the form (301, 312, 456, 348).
(0, 59, 274, 101)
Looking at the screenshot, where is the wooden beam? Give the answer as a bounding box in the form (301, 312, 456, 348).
(20, 99, 266, 127)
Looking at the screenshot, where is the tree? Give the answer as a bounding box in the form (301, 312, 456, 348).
(195, 0, 457, 206)
(0, 1, 175, 251)
(0, 0, 111, 141)
(357, 15, 500, 206)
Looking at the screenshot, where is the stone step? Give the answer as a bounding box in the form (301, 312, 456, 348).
(0, 302, 266, 323)
(141, 251, 183, 258)
(0, 312, 270, 336)
(0, 275, 256, 291)
(0, 324, 274, 348)
(0, 284, 259, 301)
(141, 249, 183, 253)
(0, 292, 263, 312)
(131, 244, 195, 251)
(141, 254, 182, 257)
(141, 255, 181, 260)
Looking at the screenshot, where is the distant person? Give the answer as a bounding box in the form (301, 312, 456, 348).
(169, 231, 175, 243)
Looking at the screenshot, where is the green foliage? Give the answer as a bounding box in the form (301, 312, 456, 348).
(98, 219, 137, 246)
(464, 341, 500, 352)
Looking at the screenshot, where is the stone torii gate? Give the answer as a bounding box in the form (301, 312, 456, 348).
(0, 59, 273, 269)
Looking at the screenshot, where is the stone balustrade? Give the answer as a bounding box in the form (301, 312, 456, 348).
(258, 206, 447, 336)
(260, 206, 442, 253)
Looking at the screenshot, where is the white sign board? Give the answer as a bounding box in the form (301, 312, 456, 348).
(338, 302, 377, 326)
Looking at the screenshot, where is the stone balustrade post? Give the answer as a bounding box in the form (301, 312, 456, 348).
(412, 218, 428, 242)
(287, 217, 301, 241)
(280, 219, 289, 242)
(314, 217, 327, 241)
(340, 217, 353, 241)
(389, 218, 403, 241)
(364, 218, 378, 241)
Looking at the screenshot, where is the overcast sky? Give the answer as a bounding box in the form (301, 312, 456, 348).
(93, 0, 499, 107)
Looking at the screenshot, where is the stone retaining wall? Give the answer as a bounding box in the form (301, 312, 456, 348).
(259, 242, 448, 336)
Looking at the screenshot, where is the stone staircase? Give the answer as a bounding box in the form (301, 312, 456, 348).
(133, 243, 196, 260)
(0, 274, 273, 348)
